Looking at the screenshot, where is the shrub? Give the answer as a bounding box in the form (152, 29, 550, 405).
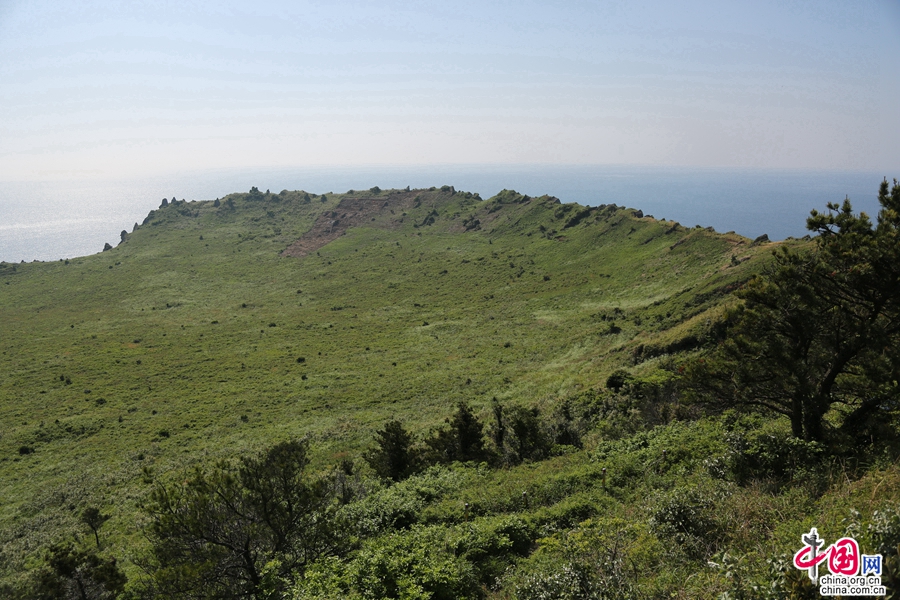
(512, 521, 646, 600)
(716, 427, 824, 486)
(711, 551, 818, 600)
(547, 399, 583, 450)
(447, 515, 535, 586)
(341, 465, 465, 538)
(649, 484, 725, 559)
(868, 505, 900, 557)
(605, 369, 631, 392)
(295, 526, 480, 600)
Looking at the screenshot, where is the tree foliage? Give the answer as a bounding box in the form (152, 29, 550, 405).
(29, 544, 126, 600)
(688, 179, 900, 443)
(364, 419, 418, 482)
(80, 507, 109, 550)
(425, 401, 490, 464)
(140, 439, 345, 599)
(503, 405, 551, 463)
(488, 399, 582, 465)
(605, 368, 632, 392)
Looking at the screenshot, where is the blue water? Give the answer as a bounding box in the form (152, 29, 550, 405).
(0, 165, 889, 263)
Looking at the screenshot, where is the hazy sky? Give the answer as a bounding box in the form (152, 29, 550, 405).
(1, 0, 898, 180)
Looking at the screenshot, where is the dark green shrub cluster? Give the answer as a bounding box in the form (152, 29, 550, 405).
(508, 519, 650, 600)
(710, 551, 818, 600)
(295, 526, 481, 600)
(704, 420, 825, 487)
(425, 401, 491, 464)
(364, 400, 584, 482)
(296, 501, 535, 599)
(15, 412, 899, 599)
(26, 544, 126, 600)
(648, 484, 725, 559)
(605, 368, 631, 392)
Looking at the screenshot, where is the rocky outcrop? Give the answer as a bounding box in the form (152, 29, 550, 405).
(281, 190, 445, 258)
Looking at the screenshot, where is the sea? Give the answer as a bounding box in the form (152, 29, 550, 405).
(0, 165, 889, 264)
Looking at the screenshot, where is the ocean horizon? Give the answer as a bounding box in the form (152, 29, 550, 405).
(0, 164, 889, 263)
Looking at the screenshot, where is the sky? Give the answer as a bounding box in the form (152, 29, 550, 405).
(0, 0, 898, 182)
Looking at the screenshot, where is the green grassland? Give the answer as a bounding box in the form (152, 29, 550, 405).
(1, 185, 897, 597)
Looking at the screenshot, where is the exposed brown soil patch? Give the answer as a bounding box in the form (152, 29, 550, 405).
(281, 190, 430, 258)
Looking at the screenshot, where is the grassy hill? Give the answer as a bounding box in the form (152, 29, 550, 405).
(1, 185, 897, 598)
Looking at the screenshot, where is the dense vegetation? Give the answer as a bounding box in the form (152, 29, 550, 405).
(1, 181, 898, 598)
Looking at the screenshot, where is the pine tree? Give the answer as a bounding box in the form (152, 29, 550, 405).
(688, 179, 900, 443)
(364, 420, 418, 481)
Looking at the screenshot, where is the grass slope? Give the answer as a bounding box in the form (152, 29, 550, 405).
(0, 186, 774, 590)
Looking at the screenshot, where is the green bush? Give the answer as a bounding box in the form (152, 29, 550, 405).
(606, 369, 631, 392)
(447, 515, 534, 585)
(342, 466, 466, 537)
(711, 551, 819, 600)
(870, 506, 900, 556)
(648, 482, 727, 560)
(294, 526, 481, 600)
(511, 520, 648, 600)
(505, 405, 551, 463)
(715, 426, 825, 486)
